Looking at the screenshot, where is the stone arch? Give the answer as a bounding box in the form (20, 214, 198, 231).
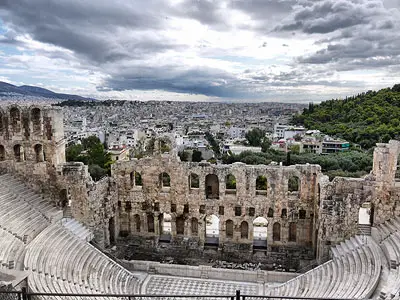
(191, 217, 198, 235)
(288, 175, 300, 192)
(147, 214, 155, 233)
(205, 174, 219, 199)
(9, 106, 21, 133)
(13, 144, 24, 162)
(253, 217, 268, 248)
(176, 215, 185, 235)
(273, 222, 281, 241)
(289, 222, 297, 242)
(0, 145, 5, 161)
(34, 144, 44, 162)
(205, 214, 219, 245)
(31, 107, 42, 133)
(189, 173, 199, 188)
(359, 202, 373, 228)
(59, 189, 69, 208)
(226, 220, 234, 238)
(159, 172, 170, 187)
(225, 173, 236, 194)
(134, 214, 141, 232)
(256, 175, 267, 195)
(240, 221, 249, 239)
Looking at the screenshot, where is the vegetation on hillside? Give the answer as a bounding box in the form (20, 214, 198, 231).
(291, 84, 400, 149)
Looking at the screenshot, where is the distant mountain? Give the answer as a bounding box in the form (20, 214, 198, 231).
(0, 81, 95, 101)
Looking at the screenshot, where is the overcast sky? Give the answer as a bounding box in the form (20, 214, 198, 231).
(0, 0, 400, 102)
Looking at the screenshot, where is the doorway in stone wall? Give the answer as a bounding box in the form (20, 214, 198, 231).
(253, 217, 268, 249)
(358, 202, 373, 235)
(205, 214, 219, 246)
(109, 217, 116, 244)
(160, 213, 172, 242)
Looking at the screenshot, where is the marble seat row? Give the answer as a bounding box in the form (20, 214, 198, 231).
(62, 219, 94, 242)
(374, 218, 400, 299)
(24, 223, 139, 296)
(0, 173, 62, 222)
(268, 235, 381, 299)
(0, 227, 25, 269)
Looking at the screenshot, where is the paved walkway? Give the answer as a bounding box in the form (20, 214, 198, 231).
(143, 275, 262, 296)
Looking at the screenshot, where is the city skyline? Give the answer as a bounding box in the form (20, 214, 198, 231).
(0, 0, 400, 102)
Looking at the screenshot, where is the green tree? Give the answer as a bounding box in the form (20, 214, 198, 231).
(245, 128, 266, 146)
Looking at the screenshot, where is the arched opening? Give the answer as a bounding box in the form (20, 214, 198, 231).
(119, 212, 130, 237)
(256, 175, 267, 195)
(273, 222, 281, 242)
(191, 218, 198, 235)
(299, 209, 306, 219)
(189, 173, 199, 189)
(109, 217, 116, 244)
(289, 222, 297, 242)
(240, 221, 249, 239)
(34, 144, 44, 162)
(159, 172, 171, 188)
(205, 215, 219, 245)
(205, 174, 219, 199)
(31, 108, 41, 133)
(288, 175, 300, 192)
(147, 214, 155, 233)
(134, 214, 141, 232)
(0, 145, 5, 161)
(176, 215, 185, 235)
(317, 183, 321, 207)
(130, 171, 142, 187)
(281, 208, 287, 218)
(10, 107, 21, 133)
(225, 174, 236, 195)
(13, 144, 24, 162)
(267, 208, 274, 218)
(226, 220, 234, 238)
(253, 217, 268, 248)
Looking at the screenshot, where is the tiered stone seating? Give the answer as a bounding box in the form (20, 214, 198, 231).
(61, 218, 94, 242)
(373, 218, 400, 299)
(24, 222, 139, 296)
(268, 235, 382, 299)
(0, 227, 25, 269)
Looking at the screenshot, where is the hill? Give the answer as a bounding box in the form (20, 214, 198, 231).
(0, 81, 94, 101)
(291, 84, 400, 149)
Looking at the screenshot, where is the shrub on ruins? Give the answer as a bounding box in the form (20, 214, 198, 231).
(192, 149, 203, 162)
(66, 136, 112, 180)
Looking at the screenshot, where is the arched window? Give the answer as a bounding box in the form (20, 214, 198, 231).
(225, 174, 236, 194)
(31, 108, 41, 133)
(119, 212, 130, 237)
(226, 220, 234, 238)
(299, 209, 306, 219)
(10, 107, 21, 133)
(176, 216, 185, 235)
(0, 145, 5, 161)
(256, 175, 267, 195)
(273, 222, 281, 241)
(205, 174, 219, 199)
(317, 183, 321, 207)
(130, 171, 142, 187)
(147, 214, 155, 233)
(281, 208, 287, 218)
(289, 222, 297, 242)
(288, 175, 300, 192)
(134, 214, 141, 232)
(240, 221, 249, 239)
(191, 218, 198, 235)
(13, 144, 23, 162)
(267, 208, 274, 217)
(189, 173, 199, 188)
(34, 144, 44, 162)
(159, 172, 170, 187)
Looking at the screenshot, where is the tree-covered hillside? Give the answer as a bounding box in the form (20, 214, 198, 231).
(292, 84, 400, 149)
